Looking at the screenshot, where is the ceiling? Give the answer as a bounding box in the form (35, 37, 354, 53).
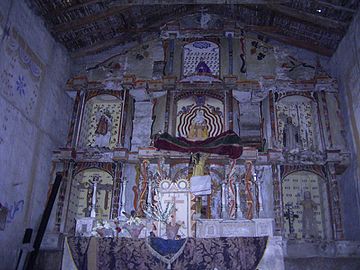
(27, 0, 359, 58)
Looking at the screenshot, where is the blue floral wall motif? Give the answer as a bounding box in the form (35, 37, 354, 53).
(15, 75, 26, 96)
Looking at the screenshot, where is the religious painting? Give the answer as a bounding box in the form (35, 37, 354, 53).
(183, 41, 220, 77)
(78, 94, 122, 149)
(176, 95, 224, 141)
(282, 171, 327, 240)
(66, 169, 114, 231)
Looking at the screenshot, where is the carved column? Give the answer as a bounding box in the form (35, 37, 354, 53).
(111, 162, 122, 219)
(116, 162, 127, 219)
(227, 32, 233, 74)
(66, 90, 81, 148)
(272, 164, 283, 235)
(221, 182, 227, 219)
(117, 89, 128, 147)
(74, 91, 87, 148)
(147, 178, 152, 213)
(268, 91, 277, 149)
(327, 163, 344, 239)
(235, 182, 243, 219)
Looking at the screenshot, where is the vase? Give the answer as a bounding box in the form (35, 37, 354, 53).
(165, 223, 181, 240)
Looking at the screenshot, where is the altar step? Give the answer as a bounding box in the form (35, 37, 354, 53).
(285, 257, 360, 270)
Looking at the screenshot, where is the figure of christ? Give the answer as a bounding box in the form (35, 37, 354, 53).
(188, 110, 208, 141)
(94, 110, 112, 148)
(300, 191, 319, 239)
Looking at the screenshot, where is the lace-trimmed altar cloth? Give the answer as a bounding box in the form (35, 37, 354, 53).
(66, 236, 268, 270)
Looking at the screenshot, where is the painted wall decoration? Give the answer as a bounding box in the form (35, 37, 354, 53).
(282, 171, 325, 239)
(176, 95, 224, 140)
(245, 36, 275, 79)
(2, 200, 24, 224)
(183, 41, 220, 77)
(276, 95, 317, 150)
(79, 94, 122, 149)
(281, 56, 315, 80)
(0, 28, 44, 117)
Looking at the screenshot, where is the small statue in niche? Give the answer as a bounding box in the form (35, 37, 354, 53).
(94, 110, 112, 148)
(283, 116, 300, 152)
(300, 191, 318, 239)
(188, 110, 208, 140)
(191, 152, 210, 177)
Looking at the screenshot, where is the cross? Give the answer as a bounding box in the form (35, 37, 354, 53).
(284, 203, 299, 239)
(164, 194, 184, 225)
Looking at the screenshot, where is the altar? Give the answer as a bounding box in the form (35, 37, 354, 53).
(63, 235, 274, 270)
(196, 218, 274, 238)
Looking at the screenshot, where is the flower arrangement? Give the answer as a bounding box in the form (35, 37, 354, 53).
(91, 219, 113, 237)
(122, 210, 145, 238)
(144, 201, 175, 224)
(113, 218, 122, 237)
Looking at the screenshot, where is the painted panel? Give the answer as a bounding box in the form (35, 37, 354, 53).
(282, 171, 325, 239)
(176, 96, 224, 140)
(183, 41, 219, 77)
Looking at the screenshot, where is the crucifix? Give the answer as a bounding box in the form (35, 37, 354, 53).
(164, 194, 184, 225)
(284, 203, 299, 239)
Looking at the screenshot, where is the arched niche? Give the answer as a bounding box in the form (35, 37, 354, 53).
(282, 170, 331, 240)
(275, 94, 321, 151)
(67, 168, 114, 231)
(78, 94, 122, 149)
(182, 41, 220, 77)
(176, 95, 224, 140)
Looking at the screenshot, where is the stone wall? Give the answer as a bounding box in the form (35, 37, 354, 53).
(0, 1, 73, 269)
(330, 10, 360, 240)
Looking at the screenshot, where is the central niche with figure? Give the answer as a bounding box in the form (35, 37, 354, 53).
(176, 95, 224, 141)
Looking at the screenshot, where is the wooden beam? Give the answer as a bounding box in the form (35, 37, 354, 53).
(70, 5, 198, 58)
(255, 29, 334, 56)
(52, 6, 129, 33)
(110, 0, 290, 4)
(267, 4, 348, 31)
(313, 1, 357, 13)
(44, 0, 103, 18)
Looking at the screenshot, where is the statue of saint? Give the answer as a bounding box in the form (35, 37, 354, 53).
(283, 116, 300, 151)
(192, 153, 210, 177)
(188, 110, 208, 141)
(300, 191, 318, 239)
(94, 110, 112, 147)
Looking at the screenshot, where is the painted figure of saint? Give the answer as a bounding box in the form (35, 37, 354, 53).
(94, 110, 112, 147)
(188, 110, 208, 140)
(283, 116, 300, 151)
(300, 191, 318, 239)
